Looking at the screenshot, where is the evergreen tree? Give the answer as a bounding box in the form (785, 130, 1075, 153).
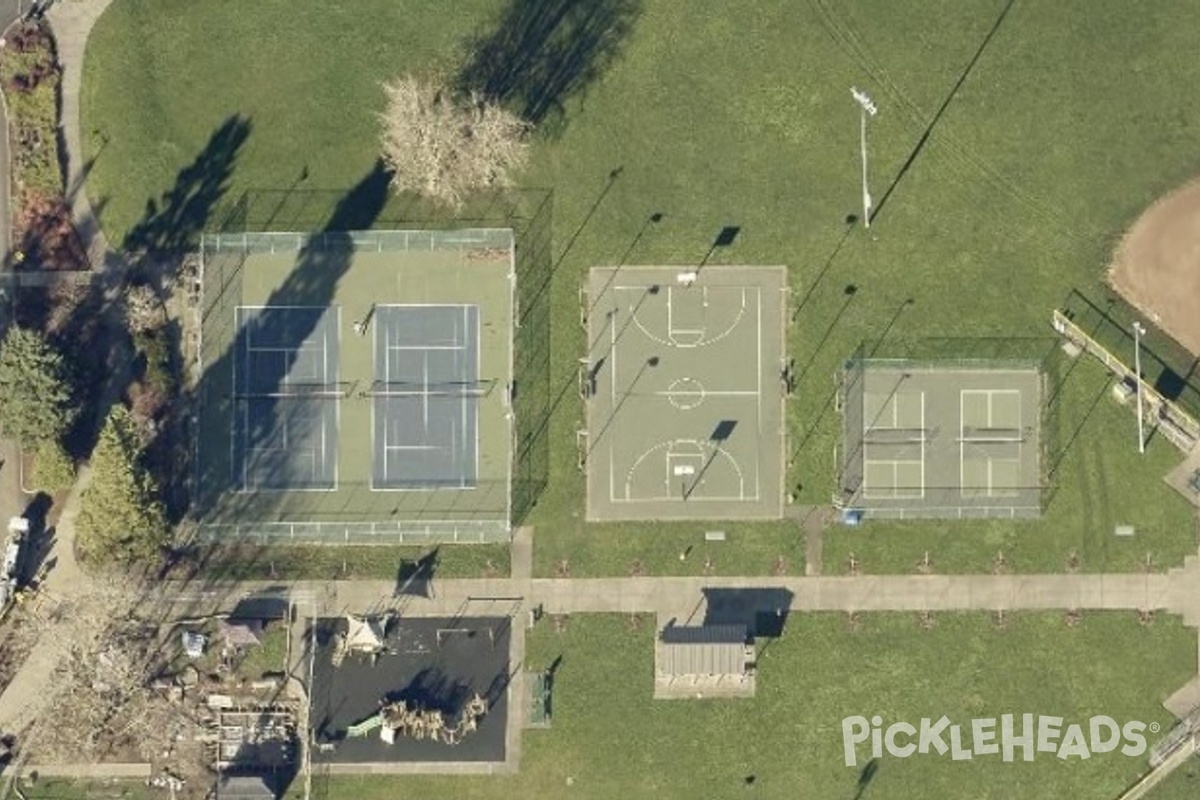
(76, 406, 168, 564)
(0, 326, 76, 444)
(31, 438, 75, 493)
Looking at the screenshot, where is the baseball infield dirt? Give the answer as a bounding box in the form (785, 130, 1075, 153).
(1109, 177, 1200, 357)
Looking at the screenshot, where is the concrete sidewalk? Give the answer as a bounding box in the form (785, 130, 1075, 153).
(161, 567, 1191, 621)
(47, 0, 115, 269)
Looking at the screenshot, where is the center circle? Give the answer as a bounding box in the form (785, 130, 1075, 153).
(667, 377, 706, 410)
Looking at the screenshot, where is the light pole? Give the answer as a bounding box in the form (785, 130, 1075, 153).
(1133, 321, 1146, 454)
(851, 87, 878, 228)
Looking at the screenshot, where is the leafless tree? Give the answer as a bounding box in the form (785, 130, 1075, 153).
(18, 579, 183, 766)
(379, 75, 531, 209)
(125, 283, 167, 335)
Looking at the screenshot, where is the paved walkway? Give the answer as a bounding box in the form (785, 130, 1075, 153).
(0, 440, 21, 535)
(48, 0, 115, 270)
(165, 565, 1197, 622)
(0, 463, 93, 736)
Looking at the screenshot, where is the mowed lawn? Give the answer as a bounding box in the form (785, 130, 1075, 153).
(1147, 761, 1200, 799)
(82, 0, 1200, 577)
(310, 613, 1194, 800)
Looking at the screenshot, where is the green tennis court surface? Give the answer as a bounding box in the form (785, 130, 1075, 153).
(195, 230, 514, 544)
(584, 266, 786, 521)
(840, 362, 1044, 519)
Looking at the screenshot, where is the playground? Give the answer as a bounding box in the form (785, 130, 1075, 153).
(583, 266, 787, 521)
(309, 615, 511, 765)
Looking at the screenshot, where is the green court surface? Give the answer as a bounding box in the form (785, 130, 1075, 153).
(841, 363, 1043, 519)
(585, 266, 786, 520)
(195, 230, 514, 543)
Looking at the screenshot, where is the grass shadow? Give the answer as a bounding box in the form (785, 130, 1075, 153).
(457, 0, 642, 132)
(124, 116, 252, 253)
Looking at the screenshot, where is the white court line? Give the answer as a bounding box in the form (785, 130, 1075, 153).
(387, 344, 468, 351)
(329, 307, 339, 489)
(610, 305, 618, 405)
(473, 304, 481, 482)
(244, 344, 326, 353)
(667, 285, 673, 342)
(619, 284, 748, 349)
(370, 310, 379, 490)
(609, 440, 616, 504)
(960, 390, 965, 495)
(233, 306, 243, 490)
(650, 390, 760, 397)
(920, 391, 926, 499)
(862, 458, 926, 500)
(461, 346, 470, 479)
(756, 287, 762, 438)
(609, 494, 754, 503)
(422, 351, 430, 434)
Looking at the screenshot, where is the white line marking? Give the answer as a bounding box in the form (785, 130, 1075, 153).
(920, 390, 926, 498)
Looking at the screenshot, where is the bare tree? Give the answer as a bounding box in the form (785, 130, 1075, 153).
(125, 283, 167, 334)
(379, 75, 530, 208)
(19, 579, 201, 774)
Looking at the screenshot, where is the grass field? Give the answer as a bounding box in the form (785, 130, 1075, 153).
(81, 0, 1200, 579)
(1146, 761, 1200, 799)
(304, 613, 1195, 800)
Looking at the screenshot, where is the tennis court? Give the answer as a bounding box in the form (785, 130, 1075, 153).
(840, 362, 1043, 519)
(233, 305, 340, 491)
(372, 305, 480, 489)
(584, 266, 786, 521)
(195, 230, 514, 544)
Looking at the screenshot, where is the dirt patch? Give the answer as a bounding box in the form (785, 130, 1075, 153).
(1109, 177, 1200, 356)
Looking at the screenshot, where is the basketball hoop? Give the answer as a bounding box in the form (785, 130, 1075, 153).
(676, 271, 697, 288)
(353, 321, 367, 336)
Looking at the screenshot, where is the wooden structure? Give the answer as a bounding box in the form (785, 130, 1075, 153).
(654, 623, 756, 699)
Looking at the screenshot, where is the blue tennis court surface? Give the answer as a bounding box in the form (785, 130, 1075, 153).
(372, 305, 479, 489)
(233, 306, 339, 490)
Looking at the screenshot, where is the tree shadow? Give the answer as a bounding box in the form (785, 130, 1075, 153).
(395, 547, 441, 598)
(189, 162, 391, 584)
(125, 115, 252, 253)
(457, 0, 642, 131)
(385, 666, 473, 716)
(16, 117, 254, 467)
(17, 492, 55, 584)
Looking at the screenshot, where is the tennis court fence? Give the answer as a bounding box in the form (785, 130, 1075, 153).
(194, 519, 510, 545)
(202, 228, 514, 256)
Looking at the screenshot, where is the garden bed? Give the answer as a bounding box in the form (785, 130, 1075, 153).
(0, 20, 86, 270)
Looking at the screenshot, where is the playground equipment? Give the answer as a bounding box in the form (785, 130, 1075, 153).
(346, 693, 489, 746)
(331, 614, 389, 667)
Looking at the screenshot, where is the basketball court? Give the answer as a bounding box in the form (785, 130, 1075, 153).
(840, 362, 1043, 519)
(584, 266, 786, 521)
